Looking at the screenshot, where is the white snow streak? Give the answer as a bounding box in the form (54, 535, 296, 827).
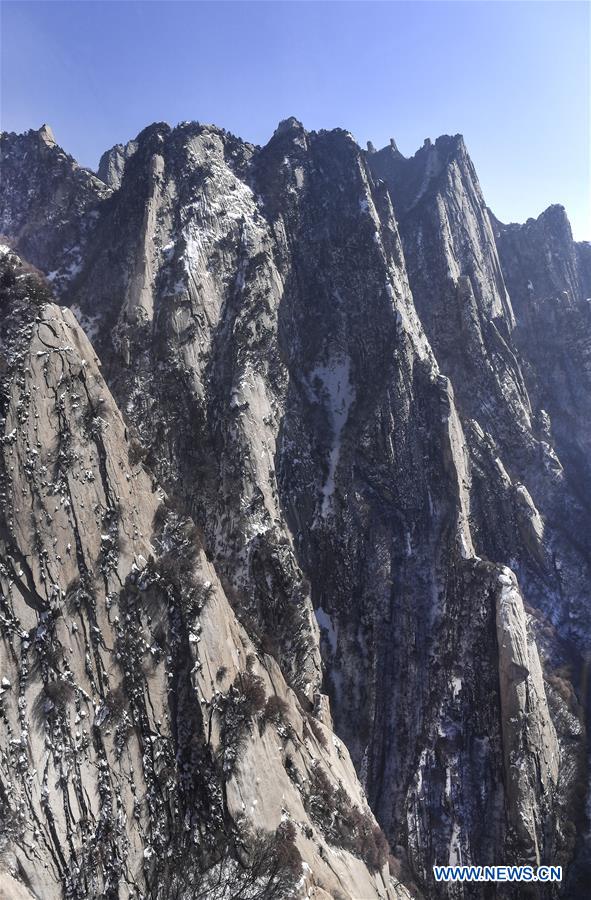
(315, 606, 338, 655)
(309, 357, 355, 517)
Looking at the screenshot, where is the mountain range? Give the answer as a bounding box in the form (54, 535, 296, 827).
(0, 118, 590, 899)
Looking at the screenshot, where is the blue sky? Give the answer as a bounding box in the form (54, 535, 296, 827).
(1, 1, 589, 239)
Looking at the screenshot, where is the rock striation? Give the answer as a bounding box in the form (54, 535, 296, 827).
(0, 120, 590, 898)
(0, 248, 406, 899)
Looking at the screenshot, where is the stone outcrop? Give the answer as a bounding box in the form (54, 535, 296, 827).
(496, 567, 559, 864)
(490, 205, 591, 318)
(0, 128, 110, 294)
(97, 140, 139, 190)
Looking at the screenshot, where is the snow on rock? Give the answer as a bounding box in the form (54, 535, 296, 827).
(308, 356, 355, 517)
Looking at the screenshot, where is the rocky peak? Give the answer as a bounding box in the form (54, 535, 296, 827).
(368, 132, 467, 216)
(134, 120, 172, 144)
(0, 127, 110, 294)
(97, 138, 138, 189)
(491, 204, 590, 317)
(274, 115, 305, 136)
(367, 125, 526, 454)
(490, 203, 591, 557)
(538, 202, 573, 233)
(264, 116, 310, 165)
(37, 123, 57, 147)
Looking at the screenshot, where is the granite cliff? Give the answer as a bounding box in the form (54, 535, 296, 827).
(0, 120, 589, 898)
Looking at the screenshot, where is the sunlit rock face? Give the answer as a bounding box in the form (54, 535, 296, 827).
(0, 120, 590, 898)
(0, 247, 405, 900)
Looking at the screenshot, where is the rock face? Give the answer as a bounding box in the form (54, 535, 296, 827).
(491, 205, 591, 318)
(0, 128, 110, 294)
(0, 120, 589, 899)
(491, 207, 591, 525)
(496, 567, 558, 865)
(97, 140, 139, 190)
(0, 248, 405, 899)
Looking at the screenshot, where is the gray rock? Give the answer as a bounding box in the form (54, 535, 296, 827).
(0, 119, 589, 898)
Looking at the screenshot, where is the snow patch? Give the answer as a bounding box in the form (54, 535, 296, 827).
(315, 606, 338, 655)
(449, 821, 462, 866)
(309, 357, 355, 517)
(71, 304, 102, 342)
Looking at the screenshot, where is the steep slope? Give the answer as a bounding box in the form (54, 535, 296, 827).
(0, 121, 589, 898)
(368, 131, 591, 666)
(491, 206, 591, 500)
(491, 205, 591, 317)
(0, 126, 110, 293)
(367, 135, 529, 447)
(98, 139, 139, 190)
(0, 248, 406, 900)
(489, 208, 591, 896)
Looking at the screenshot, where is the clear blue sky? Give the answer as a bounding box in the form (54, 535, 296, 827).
(1, 1, 589, 239)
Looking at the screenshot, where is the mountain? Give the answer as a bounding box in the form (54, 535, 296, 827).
(0, 120, 589, 899)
